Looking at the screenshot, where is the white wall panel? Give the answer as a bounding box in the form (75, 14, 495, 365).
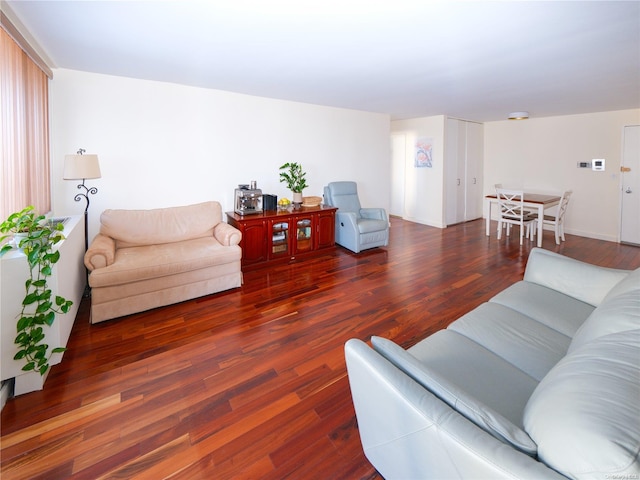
(484, 109, 640, 242)
(50, 69, 391, 243)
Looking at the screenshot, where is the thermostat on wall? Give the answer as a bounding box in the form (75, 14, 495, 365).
(592, 159, 605, 171)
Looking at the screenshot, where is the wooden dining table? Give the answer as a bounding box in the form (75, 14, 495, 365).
(485, 193, 561, 247)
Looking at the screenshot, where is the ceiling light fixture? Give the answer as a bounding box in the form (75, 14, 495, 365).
(508, 111, 529, 120)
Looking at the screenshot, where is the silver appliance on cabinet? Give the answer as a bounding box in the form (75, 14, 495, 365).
(234, 182, 263, 215)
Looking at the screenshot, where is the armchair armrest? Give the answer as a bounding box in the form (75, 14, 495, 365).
(84, 233, 115, 271)
(360, 208, 388, 222)
(336, 211, 359, 229)
(214, 222, 242, 246)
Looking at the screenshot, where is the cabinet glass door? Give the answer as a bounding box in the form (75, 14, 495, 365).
(271, 221, 289, 257)
(295, 217, 313, 253)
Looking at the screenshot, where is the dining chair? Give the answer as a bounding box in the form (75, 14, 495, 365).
(542, 190, 572, 244)
(495, 188, 538, 245)
(494, 184, 535, 234)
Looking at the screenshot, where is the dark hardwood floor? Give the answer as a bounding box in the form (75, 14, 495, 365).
(2, 217, 639, 479)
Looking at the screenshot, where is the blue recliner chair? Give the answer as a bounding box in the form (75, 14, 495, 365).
(323, 181, 389, 253)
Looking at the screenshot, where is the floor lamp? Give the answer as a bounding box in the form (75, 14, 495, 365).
(63, 148, 101, 297)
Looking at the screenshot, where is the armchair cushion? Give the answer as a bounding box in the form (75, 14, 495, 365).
(324, 181, 362, 216)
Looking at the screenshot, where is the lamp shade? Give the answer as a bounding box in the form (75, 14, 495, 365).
(63, 154, 101, 180)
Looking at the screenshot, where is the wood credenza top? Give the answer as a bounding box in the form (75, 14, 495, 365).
(226, 205, 337, 222)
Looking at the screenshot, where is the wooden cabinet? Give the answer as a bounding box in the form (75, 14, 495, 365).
(227, 206, 337, 270)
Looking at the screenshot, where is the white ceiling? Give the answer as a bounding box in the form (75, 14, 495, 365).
(4, 0, 640, 121)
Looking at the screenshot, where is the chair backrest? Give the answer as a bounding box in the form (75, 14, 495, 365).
(325, 182, 362, 217)
(496, 188, 526, 220)
(556, 190, 572, 224)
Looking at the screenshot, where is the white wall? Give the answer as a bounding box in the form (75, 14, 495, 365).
(484, 109, 640, 242)
(390, 115, 446, 227)
(50, 69, 391, 243)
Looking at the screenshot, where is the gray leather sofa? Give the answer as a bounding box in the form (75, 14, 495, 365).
(345, 248, 639, 479)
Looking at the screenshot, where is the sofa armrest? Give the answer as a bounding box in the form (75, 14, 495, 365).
(524, 248, 630, 306)
(360, 208, 388, 222)
(345, 339, 567, 480)
(214, 222, 242, 246)
(84, 234, 115, 271)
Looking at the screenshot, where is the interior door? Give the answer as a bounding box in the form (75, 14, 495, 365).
(390, 134, 406, 217)
(620, 125, 640, 245)
(464, 121, 484, 221)
(445, 118, 465, 225)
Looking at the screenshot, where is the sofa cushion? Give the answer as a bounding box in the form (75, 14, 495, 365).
(89, 236, 241, 288)
(371, 335, 538, 456)
(100, 201, 222, 247)
(568, 290, 640, 354)
(523, 248, 630, 307)
(490, 281, 595, 337)
(523, 329, 640, 479)
(448, 302, 570, 381)
(603, 268, 640, 302)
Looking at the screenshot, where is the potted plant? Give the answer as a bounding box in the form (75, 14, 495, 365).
(0, 206, 73, 376)
(279, 162, 308, 204)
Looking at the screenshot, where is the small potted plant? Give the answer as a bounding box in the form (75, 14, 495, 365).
(0, 206, 72, 376)
(279, 162, 308, 204)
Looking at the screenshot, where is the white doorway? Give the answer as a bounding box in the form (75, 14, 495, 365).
(620, 125, 640, 245)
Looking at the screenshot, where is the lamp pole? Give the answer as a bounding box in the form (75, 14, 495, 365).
(73, 179, 98, 297)
(64, 148, 101, 298)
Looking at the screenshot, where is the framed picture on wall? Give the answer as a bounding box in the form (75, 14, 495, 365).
(415, 137, 433, 168)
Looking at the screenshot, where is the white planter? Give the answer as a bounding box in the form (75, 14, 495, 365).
(292, 192, 303, 204)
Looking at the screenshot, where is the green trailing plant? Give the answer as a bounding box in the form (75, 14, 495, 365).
(279, 162, 308, 193)
(0, 206, 72, 375)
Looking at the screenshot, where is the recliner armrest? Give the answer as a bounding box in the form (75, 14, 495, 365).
(214, 222, 242, 246)
(336, 211, 359, 228)
(360, 208, 388, 222)
(84, 233, 115, 271)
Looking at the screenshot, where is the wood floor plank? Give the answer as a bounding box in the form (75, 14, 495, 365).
(2, 218, 639, 479)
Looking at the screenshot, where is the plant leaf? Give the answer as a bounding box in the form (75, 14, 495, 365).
(22, 362, 35, 372)
(43, 311, 55, 326)
(23, 292, 39, 305)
